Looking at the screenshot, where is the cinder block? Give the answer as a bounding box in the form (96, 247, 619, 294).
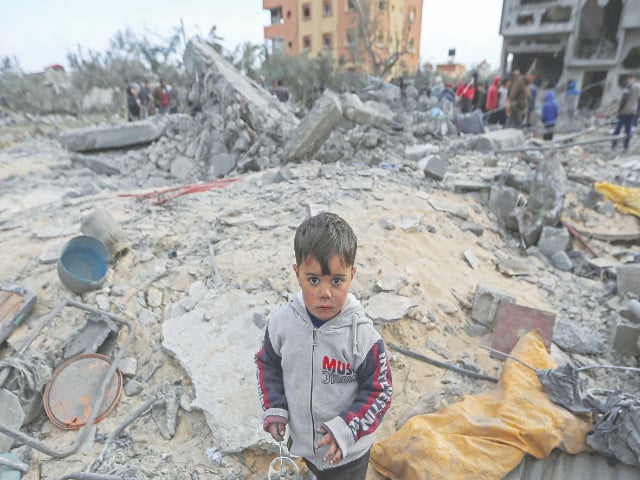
(611, 315, 640, 355)
(471, 284, 516, 327)
(617, 265, 640, 295)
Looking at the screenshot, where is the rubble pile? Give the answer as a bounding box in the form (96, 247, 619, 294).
(0, 39, 640, 480)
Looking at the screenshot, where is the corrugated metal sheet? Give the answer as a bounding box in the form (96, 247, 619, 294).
(503, 450, 640, 480)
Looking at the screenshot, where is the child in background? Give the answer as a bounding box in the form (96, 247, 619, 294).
(256, 212, 393, 480)
(541, 90, 559, 140)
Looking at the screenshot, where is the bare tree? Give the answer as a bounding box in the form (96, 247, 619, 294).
(345, 0, 415, 78)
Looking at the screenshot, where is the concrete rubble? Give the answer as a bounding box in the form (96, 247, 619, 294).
(0, 39, 640, 480)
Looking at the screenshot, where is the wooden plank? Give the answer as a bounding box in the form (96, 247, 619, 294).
(0, 292, 23, 325)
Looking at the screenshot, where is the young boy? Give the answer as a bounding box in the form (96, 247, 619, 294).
(255, 212, 393, 480)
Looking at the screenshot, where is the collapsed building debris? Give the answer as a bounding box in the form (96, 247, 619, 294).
(1, 33, 640, 480)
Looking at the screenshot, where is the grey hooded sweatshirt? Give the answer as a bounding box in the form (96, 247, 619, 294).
(256, 292, 392, 471)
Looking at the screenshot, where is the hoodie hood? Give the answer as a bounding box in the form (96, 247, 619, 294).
(290, 291, 370, 355)
(544, 91, 556, 103)
(492, 75, 500, 87)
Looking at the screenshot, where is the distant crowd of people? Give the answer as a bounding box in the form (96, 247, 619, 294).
(126, 79, 179, 121)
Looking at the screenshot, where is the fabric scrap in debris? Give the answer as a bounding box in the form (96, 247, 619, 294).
(594, 182, 640, 217)
(370, 332, 593, 480)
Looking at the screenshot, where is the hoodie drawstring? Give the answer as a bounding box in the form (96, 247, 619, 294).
(352, 315, 360, 357)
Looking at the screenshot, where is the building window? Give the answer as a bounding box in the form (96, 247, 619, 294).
(378, 0, 386, 11)
(288, 40, 293, 48)
(302, 3, 311, 20)
(408, 38, 415, 53)
(323, 33, 333, 48)
(376, 30, 384, 46)
(408, 7, 416, 23)
(323, 0, 332, 16)
(346, 29, 357, 46)
(303, 35, 312, 50)
(347, 0, 356, 11)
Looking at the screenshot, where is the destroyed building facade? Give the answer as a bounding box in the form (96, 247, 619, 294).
(500, 0, 640, 110)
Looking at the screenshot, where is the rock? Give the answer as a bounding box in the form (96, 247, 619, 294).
(463, 249, 479, 270)
(209, 153, 237, 177)
(629, 299, 640, 322)
(553, 317, 604, 354)
(376, 276, 404, 292)
(427, 339, 450, 359)
(170, 156, 196, 180)
(611, 315, 640, 355)
(69, 154, 121, 175)
(537, 226, 570, 259)
(39, 239, 65, 264)
(284, 90, 343, 162)
(124, 379, 144, 396)
(428, 198, 469, 220)
(405, 143, 439, 160)
(0, 389, 24, 453)
(117, 358, 138, 376)
(421, 154, 448, 181)
(81, 208, 126, 258)
(551, 250, 573, 271)
(488, 185, 520, 231)
(616, 264, 640, 295)
(460, 220, 484, 237)
(366, 292, 418, 323)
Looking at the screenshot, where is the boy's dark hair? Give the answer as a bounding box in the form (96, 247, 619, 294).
(294, 212, 357, 274)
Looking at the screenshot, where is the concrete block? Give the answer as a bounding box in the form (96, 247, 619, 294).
(611, 316, 640, 355)
(340, 93, 393, 126)
(420, 154, 448, 181)
(551, 250, 573, 271)
(616, 264, 640, 295)
(537, 226, 570, 259)
(209, 153, 237, 177)
(284, 90, 342, 162)
(488, 185, 520, 231)
(471, 284, 516, 327)
(59, 119, 166, 152)
(473, 128, 526, 152)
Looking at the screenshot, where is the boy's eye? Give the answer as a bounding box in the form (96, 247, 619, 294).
(308, 277, 320, 285)
(331, 278, 343, 286)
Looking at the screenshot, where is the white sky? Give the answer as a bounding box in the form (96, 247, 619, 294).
(1, 0, 504, 73)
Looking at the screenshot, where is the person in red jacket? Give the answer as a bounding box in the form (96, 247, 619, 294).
(456, 75, 476, 113)
(485, 75, 500, 124)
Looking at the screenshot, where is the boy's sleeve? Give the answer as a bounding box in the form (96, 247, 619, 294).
(322, 339, 392, 456)
(255, 327, 289, 422)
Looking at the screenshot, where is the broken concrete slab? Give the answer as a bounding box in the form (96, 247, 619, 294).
(428, 197, 469, 220)
(404, 143, 439, 161)
(59, 119, 166, 152)
(488, 185, 521, 231)
(463, 249, 479, 270)
(69, 154, 121, 175)
(183, 39, 298, 136)
(473, 128, 526, 153)
(162, 288, 280, 453)
(63, 313, 118, 359)
(284, 90, 342, 162)
(340, 93, 393, 126)
(471, 284, 516, 327)
(366, 292, 418, 323)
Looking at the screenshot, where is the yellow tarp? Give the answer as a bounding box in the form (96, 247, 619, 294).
(370, 332, 593, 480)
(594, 182, 640, 217)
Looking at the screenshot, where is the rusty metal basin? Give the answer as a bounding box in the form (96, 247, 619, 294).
(43, 353, 123, 430)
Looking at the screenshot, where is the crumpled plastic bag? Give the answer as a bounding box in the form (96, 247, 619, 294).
(370, 332, 593, 480)
(594, 182, 640, 217)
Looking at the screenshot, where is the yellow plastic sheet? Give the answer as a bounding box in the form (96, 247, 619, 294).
(370, 332, 593, 480)
(594, 182, 640, 217)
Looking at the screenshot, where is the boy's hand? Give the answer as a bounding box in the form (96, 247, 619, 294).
(268, 422, 286, 442)
(315, 426, 342, 465)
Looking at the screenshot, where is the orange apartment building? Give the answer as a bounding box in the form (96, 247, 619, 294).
(263, 0, 423, 77)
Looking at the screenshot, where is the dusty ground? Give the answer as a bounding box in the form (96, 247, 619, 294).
(1, 122, 639, 479)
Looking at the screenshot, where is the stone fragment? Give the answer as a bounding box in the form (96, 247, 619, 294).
(404, 143, 439, 160)
(611, 315, 640, 355)
(69, 154, 121, 175)
(629, 299, 640, 322)
(428, 198, 469, 220)
(376, 276, 404, 292)
(81, 208, 125, 258)
(551, 251, 573, 271)
(0, 389, 24, 453)
(39, 239, 65, 264)
(537, 226, 570, 259)
(209, 153, 237, 177)
(170, 156, 195, 180)
(284, 91, 342, 162)
(398, 216, 422, 232)
(124, 379, 143, 396)
(471, 284, 516, 327)
(64, 313, 118, 359)
(553, 318, 604, 354)
(117, 357, 138, 376)
(421, 155, 448, 181)
(427, 339, 450, 359)
(340, 93, 393, 126)
(463, 249, 479, 270)
(366, 293, 418, 323)
(460, 220, 484, 237)
(616, 264, 640, 295)
(488, 185, 520, 231)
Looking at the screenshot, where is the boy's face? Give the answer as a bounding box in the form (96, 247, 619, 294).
(293, 254, 356, 321)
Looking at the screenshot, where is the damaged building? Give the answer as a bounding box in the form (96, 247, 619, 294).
(500, 0, 640, 111)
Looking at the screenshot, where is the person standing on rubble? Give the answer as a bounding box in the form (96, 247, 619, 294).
(138, 79, 154, 118)
(153, 79, 170, 114)
(485, 75, 500, 124)
(526, 71, 537, 126)
(272, 80, 290, 103)
(612, 73, 640, 153)
(255, 212, 393, 480)
(126, 84, 141, 121)
(507, 70, 530, 128)
(565, 80, 580, 130)
(456, 74, 476, 113)
(541, 90, 559, 140)
(496, 77, 510, 126)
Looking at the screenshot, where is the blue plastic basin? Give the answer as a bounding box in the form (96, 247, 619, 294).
(57, 236, 110, 294)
